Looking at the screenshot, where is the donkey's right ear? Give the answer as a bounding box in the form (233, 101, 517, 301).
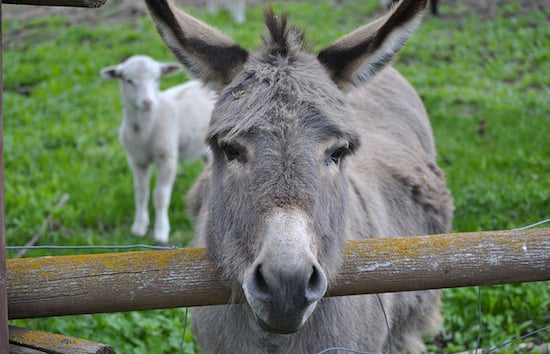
(317, 0, 428, 90)
(145, 0, 249, 92)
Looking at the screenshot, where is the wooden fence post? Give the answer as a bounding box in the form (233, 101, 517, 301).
(0, 3, 11, 353)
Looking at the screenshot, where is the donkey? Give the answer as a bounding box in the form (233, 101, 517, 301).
(144, 0, 453, 352)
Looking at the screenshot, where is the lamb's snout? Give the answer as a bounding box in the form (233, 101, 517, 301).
(141, 97, 153, 111)
(137, 86, 155, 111)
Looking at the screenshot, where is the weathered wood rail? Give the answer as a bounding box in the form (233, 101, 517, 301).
(3, 0, 106, 7)
(7, 228, 550, 320)
(9, 326, 114, 354)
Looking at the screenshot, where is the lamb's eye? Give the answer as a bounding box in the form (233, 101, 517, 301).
(221, 143, 247, 164)
(125, 78, 136, 87)
(325, 140, 350, 166)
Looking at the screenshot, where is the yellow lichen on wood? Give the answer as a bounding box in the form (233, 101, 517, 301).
(9, 326, 114, 354)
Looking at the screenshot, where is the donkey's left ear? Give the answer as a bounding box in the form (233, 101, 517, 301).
(317, 0, 428, 90)
(145, 0, 249, 91)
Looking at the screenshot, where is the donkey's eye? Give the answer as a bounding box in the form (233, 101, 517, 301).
(325, 140, 350, 166)
(326, 148, 347, 165)
(221, 143, 247, 164)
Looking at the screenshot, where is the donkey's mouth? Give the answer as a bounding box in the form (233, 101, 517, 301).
(251, 301, 320, 335)
(255, 316, 302, 335)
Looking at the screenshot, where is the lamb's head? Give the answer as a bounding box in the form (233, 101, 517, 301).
(100, 55, 182, 112)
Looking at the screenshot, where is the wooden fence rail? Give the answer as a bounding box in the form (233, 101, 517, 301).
(3, 0, 107, 7)
(7, 228, 550, 320)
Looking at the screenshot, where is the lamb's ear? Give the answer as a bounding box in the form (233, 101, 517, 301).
(100, 65, 122, 80)
(160, 63, 183, 77)
(145, 0, 249, 92)
(317, 0, 428, 90)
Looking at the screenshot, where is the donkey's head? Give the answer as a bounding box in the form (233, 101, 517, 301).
(146, 0, 428, 334)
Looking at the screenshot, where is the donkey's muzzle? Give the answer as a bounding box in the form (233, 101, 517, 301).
(243, 257, 328, 334)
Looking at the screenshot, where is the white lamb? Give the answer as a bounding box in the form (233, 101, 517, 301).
(100, 55, 215, 245)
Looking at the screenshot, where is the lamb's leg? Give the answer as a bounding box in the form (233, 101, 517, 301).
(431, 0, 438, 16)
(129, 159, 151, 237)
(206, 0, 218, 15)
(153, 156, 177, 245)
(230, 0, 245, 24)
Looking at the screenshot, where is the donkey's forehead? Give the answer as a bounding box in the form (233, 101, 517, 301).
(208, 53, 350, 141)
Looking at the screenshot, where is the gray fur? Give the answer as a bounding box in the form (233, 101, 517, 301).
(145, 0, 453, 353)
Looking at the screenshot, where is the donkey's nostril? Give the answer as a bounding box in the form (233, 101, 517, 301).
(253, 264, 269, 296)
(305, 265, 327, 303)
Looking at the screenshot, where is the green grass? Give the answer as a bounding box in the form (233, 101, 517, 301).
(3, 1, 549, 353)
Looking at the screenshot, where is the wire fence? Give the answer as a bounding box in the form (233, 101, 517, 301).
(6, 218, 550, 354)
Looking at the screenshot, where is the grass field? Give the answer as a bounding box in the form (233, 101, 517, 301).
(3, 1, 549, 353)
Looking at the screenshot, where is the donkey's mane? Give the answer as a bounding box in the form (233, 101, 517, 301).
(262, 8, 307, 58)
